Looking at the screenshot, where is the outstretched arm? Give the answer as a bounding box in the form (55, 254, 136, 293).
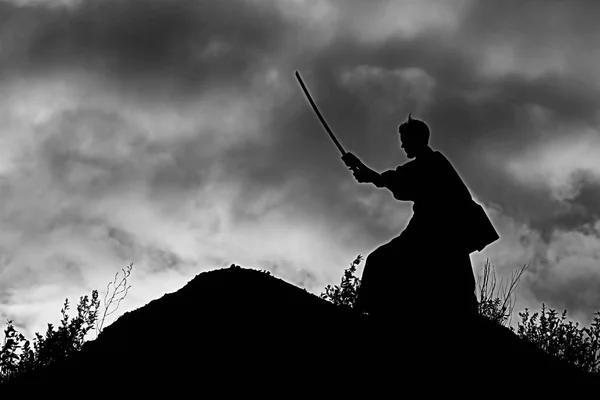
(342, 153, 414, 201)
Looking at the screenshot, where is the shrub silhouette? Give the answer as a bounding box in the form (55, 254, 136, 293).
(0, 263, 133, 384)
(514, 305, 600, 375)
(0, 292, 99, 383)
(320, 254, 363, 309)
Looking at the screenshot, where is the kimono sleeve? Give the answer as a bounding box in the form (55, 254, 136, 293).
(380, 164, 417, 201)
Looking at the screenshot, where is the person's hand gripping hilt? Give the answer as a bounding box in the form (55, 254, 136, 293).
(342, 152, 373, 183)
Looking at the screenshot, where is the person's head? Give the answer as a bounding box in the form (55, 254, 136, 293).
(398, 113, 430, 159)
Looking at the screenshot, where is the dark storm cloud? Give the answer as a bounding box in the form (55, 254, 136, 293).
(95, 224, 193, 273)
(0, 0, 288, 94)
(462, 0, 600, 43)
(147, 134, 217, 193)
(527, 268, 600, 324)
(3, 0, 598, 230)
(107, 226, 142, 262)
(35, 105, 221, 200)
(567, 190, 600, 233)
(530, 172, 600, 242)
(146, 246, 192, 273)
(6, 0, 597, 242)
(3, 0, 597, 251)
(37, 108, 147, 196)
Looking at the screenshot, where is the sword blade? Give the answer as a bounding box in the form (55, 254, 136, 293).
(295, 71, 347, 156)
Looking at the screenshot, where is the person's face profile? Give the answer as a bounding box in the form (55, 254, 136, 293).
(400, 132, 416, 159)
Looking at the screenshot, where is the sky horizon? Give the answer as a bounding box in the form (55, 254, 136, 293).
(1, 0, 600, 338)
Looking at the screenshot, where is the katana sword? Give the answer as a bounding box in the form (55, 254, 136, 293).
(295, 71, 349, 157)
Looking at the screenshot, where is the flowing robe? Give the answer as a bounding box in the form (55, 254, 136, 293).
(355, 146, 499, 322)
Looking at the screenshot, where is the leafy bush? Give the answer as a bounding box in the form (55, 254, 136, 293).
(320, 255, 362, 309)
(0, 292, 100, 383)
(0, 263, 133, 384)
(513, 305, 600, 375)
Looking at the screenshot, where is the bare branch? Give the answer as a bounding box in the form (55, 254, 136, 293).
(96, 263, 134, 337)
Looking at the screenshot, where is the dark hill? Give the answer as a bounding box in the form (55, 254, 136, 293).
(3, 265, 598, 395)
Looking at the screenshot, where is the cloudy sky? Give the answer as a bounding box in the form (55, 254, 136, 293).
(1, 0, 600, 338)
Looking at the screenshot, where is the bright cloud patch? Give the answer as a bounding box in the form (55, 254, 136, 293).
(345, 0, 471, 43)
(497, 131, 600, 201)
(477, 42, 570, 80)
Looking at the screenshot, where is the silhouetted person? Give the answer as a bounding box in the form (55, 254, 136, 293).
(342, 114, 499, 330)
